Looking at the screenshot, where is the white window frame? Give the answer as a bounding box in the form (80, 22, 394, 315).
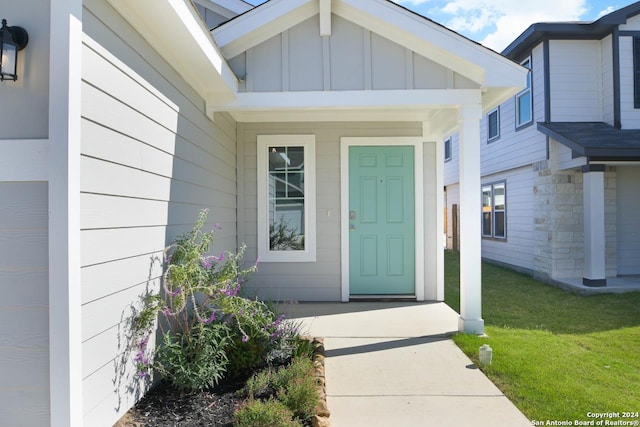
(487, 107, 500, 142)
(257, 135, 316, 262)
(516, 56, 532, 128)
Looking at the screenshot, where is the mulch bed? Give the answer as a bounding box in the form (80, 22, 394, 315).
(117, 380, 245, 427)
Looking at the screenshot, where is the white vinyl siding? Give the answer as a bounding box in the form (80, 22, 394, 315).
(617, 166, 640, 275)
(549, 40, 602, 122)
(0, 182, 49, 426)
(80, 0, 238, 425)
(481, 167, 535, 271)
(443, 133, 459, 186)
(233, 14, 479, 93)
(238, 121, 423, 302)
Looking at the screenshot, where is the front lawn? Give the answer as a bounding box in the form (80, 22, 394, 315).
(444, 251, 640, 422)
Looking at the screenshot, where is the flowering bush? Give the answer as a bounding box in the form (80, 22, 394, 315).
(134, 209, 290, 391)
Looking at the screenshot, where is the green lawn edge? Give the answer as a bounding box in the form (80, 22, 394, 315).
(444, 250, 640, 421)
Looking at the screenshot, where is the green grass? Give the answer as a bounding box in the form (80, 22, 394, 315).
(444, 250, 640, 421)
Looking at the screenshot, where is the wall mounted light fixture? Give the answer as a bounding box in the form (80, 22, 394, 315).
(1, 19, 29, 81)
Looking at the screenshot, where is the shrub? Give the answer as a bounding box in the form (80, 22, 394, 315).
(272, 358, 319, 421)
(154, 322, 230, 392)
(241, 357, 319, 422)
(133, 209, 259, 390)
(234, 399, 302, 427)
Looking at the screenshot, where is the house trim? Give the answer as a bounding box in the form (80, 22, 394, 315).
(340, 137, 425, 302)
(614, 27, 622, 128)
(48, 1, 83, 426)
(256, 134, 317, 263)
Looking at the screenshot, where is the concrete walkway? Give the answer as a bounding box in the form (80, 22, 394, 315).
(279, 302, 532, 427)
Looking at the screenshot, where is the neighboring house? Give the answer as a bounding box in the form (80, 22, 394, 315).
(0, 0, 526, 425)
(444, 2, 640, 291)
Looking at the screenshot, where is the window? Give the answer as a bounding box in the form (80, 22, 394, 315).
(444, 137, 452, 162)
(482, 182, 506, 239)
(488, 107, 500, 142)
(634, 37, 640, 109)
(516, 57, 532, 128)
(257, 135, 316, 262)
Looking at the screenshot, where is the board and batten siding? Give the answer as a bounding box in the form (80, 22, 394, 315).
(237, 122, 423, 301)
(230, 14, 479, 93)
(0, 183, 50, 426)
(80, 1, 238, 425)
(549, 40, 603, 122)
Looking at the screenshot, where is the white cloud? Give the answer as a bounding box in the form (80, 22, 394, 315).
(393, 0, 588, 51)
(596, 6, 615, 18)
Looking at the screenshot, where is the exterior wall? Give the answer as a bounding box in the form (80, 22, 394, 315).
(480, 43, 546, 177)
(601, 35, 615, 125)
(481, 166, 536, 271)
(443, 133, 459, 186)
(533, 159, 617, 281)
(549, 40, 603, 122)
(233, 14, 479, 93)
(619, 13, 640, 31)
(619, 36, 640, 129)
(0, 0, 50, 139)
(0, 1, 51, 425)
(80, 0, 238, 425)
(237, 121, 423, 301)
(616, 165, 640, 275)
(0, 183, 50, 426)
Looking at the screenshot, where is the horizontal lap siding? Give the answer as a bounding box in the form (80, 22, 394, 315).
(549, 40, 602, 122)
(238, 122, 422, 301)
(0, 182, 49, 426)
(81, 1, 237, 425)
(481, 167, 535, 271)
(481, 45, 546, 177)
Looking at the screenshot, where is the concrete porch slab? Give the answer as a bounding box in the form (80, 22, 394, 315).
(279, 302, 532, 427)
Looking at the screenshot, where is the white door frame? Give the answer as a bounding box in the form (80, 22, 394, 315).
(340, 137, 425, 302)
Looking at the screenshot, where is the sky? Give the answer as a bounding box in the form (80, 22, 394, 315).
(243, 0, 638, 51)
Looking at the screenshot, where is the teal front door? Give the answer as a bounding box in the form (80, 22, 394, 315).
(349, 146, 415, 295)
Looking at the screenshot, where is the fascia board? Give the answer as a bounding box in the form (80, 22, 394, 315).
(107, 0, 237, 99)
(213, 0, 316, 58)
(193, 0, 253, 17)
(338, 0, 526, 88)
(209, 89, 482, 111)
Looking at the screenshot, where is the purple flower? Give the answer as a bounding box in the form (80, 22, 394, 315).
(137, 370, 149, 379)
(213, 223, 222, 231)
(222, 284, 240, 297)
(241, 335, 249, 343)
(162, 307, 177, 317)
(200, 310, 216, 324)
(167, 287, 182, 297)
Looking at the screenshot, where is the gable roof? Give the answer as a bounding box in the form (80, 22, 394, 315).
(213, 0, 525, 89)
(538, 122, 640, 160)
(503, 1, 640, 60)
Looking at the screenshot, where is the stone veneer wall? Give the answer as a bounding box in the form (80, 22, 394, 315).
(532, 161, 617, 281)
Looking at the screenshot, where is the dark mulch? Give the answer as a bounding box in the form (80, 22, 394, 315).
(121, 381, 245, 427)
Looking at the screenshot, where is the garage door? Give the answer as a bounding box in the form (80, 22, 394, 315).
(617, 166, 640, 275)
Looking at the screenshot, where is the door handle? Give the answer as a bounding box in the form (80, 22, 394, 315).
(350, 211, 356, 220)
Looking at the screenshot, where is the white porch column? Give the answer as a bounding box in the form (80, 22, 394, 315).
(582, 165, 607, 287)
(458, 104, 484, 334)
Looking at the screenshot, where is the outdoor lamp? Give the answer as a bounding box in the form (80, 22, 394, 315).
(1, 19, 29, 81)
